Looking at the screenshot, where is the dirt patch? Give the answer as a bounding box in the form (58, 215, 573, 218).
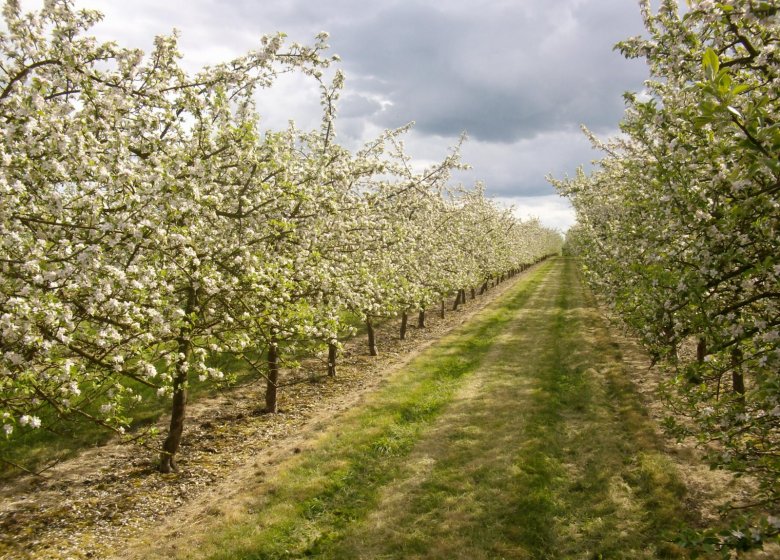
(0, 275, 527, 560)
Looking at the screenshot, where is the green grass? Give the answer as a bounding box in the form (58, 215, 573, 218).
(175, 264, 550, 560)
(158, 258, 702, 560)
(493, 258, 693, 559)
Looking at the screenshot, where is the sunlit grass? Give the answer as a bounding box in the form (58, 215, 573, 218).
(179, 264, 550, 560)
(167, 258, 702, 559)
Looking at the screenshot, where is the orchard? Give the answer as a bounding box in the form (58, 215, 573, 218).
(552, 0, 780, 551)
(10, 0, 780, 557)
(0, 0, 560, 475)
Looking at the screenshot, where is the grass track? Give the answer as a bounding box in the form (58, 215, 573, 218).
(168, 258, 697, 559)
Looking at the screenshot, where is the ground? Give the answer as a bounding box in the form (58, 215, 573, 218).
(0, 259, 775, 559)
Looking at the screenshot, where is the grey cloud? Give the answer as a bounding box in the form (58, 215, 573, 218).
(82, 0, 658, 229)
(451, 129, 601, 198)
(92, 0, 650, 144)
(327, 1, 648, 142)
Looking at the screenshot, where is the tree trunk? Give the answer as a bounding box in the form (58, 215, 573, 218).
(479, 281, 488, 295)
(366, 318, 378, 356)
(452, 291, 460, 311)
(327, 342, 338, 377)
(697, 339, 706, 363)
(159, 353, 189, 473)
(159, 285, 195, 473)
(731, 347, 745, 404)
(440, 299, 445, 319)
(459, 289, 466, 305)
(732, 371, 745, 399)
(470, 287, 476, 300)
(417, 309, 426, 328)
(685, 337, 707, 384)
(400, 311, 408, 340)
(264, 340, 280, 413)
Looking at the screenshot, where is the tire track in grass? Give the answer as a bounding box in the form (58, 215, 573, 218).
(327, 258, 695, 559)
(172, 263, 553, 560)
(150, 258, 697, 559)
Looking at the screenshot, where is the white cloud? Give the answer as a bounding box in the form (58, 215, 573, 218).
(495, 195, 577, 233)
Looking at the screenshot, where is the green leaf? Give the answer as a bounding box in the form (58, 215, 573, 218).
(726, 106, 743, 119)
(703, 48, 720, 80)
(718, 72, 732, 96)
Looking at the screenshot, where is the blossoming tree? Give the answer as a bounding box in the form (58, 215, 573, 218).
(552, 0, 780, 548)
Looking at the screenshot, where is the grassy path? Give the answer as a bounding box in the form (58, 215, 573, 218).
(158, 258, 695, 559)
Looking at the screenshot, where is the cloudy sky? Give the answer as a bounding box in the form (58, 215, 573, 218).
(66, 0, 657, 230)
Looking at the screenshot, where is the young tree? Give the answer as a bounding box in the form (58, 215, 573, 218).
(0, 0, 336, 472)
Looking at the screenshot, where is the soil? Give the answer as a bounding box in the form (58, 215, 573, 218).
(0, 275, 525, 560)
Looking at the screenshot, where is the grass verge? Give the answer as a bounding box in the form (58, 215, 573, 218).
(174, 264, 551, 560)
(146, 258, 703, 559)
(315, 258, 695, 559)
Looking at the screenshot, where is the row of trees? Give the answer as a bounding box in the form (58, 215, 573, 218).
(0, 1, 561, 473)
(552, 0, 779, 550)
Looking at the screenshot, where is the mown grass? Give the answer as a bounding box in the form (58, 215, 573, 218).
(145, 257, 701, 559)
(319, 257, 695, 559)
(498, 258, 693, 559)
(171, 264, 551, 560)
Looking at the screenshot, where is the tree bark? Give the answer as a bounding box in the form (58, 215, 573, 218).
(327, 342, 338, 377)
(687, 337, 706, 384)
(452, 291, 460, 311)
(479, 281, 488, 295)
(731, 347, 745, 404)
(264, 340, 280, 413)
(366, 318, 378, 356)
(400, 311, 408, 340)
(440, 299, 445, 319)
(470, 287, 476, 300)
(696, 338, 706, 363)
(159, 285, 195, 473)
(159, 346, 189, 473)
(417, 309, 426, 329)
